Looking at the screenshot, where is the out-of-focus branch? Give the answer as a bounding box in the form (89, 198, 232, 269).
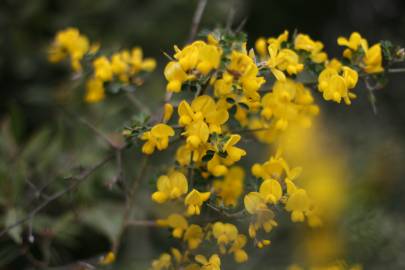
(0, 154, 114, 238)
(126, 220, 157, 227)
(387, 67, 405, 73)
(112, 156, 149, 253)
(187, 0, 208, 44)
(63, 110, 121, 149)
(206, 203, 247, 218)
(126, 92, 151, 115)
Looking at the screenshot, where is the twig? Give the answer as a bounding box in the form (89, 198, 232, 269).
(0, 154, 114, 238)
(126, 92, 151, 115)
(235, 17, 247, 33)
(64, 110, 119, 149)
(187, 0, 208, 43)
(206, 203, 247, 218)
(387, 67, 405, 73)
(25, 178, 50, 200)
(226, 7, 235, 30)
(113, 156, 149, 253)
(126, 220, 157, 227)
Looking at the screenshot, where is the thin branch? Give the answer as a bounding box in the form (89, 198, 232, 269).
(387, 67, 405, 73)
(77, 116, 118, 149)
(235, 17, 247, 33)
(25, 178, 50, 200)
(225, 7, 235, 30)
(64, 110, 119, 149)
(126, 220, 157, 227)
(126, 92, 151, 115)
(0, 154, 114, 238)
(113, 156, 149, 253)
(206, 203, 247, 218)
(187, 0, 208, 43)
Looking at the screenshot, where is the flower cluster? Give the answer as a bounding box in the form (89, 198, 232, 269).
(49, 27, 401, 270)
(137, 30, 395, 269)
(87, 48, 156, 103)
(48, 27, 95, 72)
(48, 28, 156, 103)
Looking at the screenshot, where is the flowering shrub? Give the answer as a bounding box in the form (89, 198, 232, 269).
(41, 24, 405, 269)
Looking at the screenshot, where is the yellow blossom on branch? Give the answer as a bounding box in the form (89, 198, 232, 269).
(140, 123, 175, 154)
(185, 189, 211, 215)
(151, 171, 188, 203)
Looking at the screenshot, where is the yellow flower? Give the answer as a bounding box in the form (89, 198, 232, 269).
(175, 41, 221, 73)
(342, 66, 359, 89)
(362, 43, 384, 74)
(244, 192, 277, 238)
(277, 48, 304, 75)
(267, 43, 287, 81)
(195, 43, 221, 74)
(93, 56, 113, 82)
(213, 166, 244, 207)
(151, 253, 171, 270)
(229, 234, 248, 263)
(157, 213, 188, 238)
(212, 222, 238, 253)
(221, 135, 246, 163)
(251, 150, 302, 180)
(164, 61, 188, 92)
(294, 33, 328, 63)
(255, 37, 268, 57)
(260, 79, 319, 132)
(140, 123, 175, 154)
(267, 43, 303, 81)
(317, 67, 358, 105)
(326, 58, 343, 71)
(152, 170, 188, 203)
(213, 72, 233, 96)
(214, 51, 264, 99)
(85, 78, 105, 103)
(195, 254, 221, 270)
(207, 155, 228, 177)
(183, 224, 204, 249)
(184, 120, 210, 149)
(259, 179, 282, 204)
(48, 27, 90, 71)
(286, 188, 310, 222)
(239, 63, 266, 95)
(337, 32, 366, 58)
(163, 103, 174, 122)
(268, 30, 289, 47)
(129, 47, 156, 74)
(185, 189, 211, 215)
(111, 51, 129, 81)
(99, 251, 116, 265)
(244, 192, 268, 215)
(178, 96, 228, 134)
(165, 40, 221, 92)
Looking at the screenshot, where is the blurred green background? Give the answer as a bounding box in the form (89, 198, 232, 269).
(1, 0, 405, 269)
